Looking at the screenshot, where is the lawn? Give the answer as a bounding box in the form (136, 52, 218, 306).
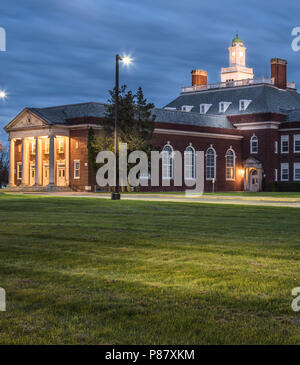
(0, 193, 299, 344)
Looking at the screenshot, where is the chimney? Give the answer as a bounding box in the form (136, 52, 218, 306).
(191, 69, 207, 87)
(271, 58, 287, 89)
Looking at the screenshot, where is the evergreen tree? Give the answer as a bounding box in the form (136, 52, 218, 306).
(87, 127, 99, 173)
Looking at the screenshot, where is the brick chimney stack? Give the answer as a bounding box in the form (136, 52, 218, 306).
(271, 58, 287, 89)
(191, 70, 207, 87)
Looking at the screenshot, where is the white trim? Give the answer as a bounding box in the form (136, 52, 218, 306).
(219, 102, 232, 113)
(281, 135, 289, 154)
(294, 162, 300, 181)
(17, 162, 22, 180)
(205, 146, 216, 181)
(274, 141, 278, 154)
(233, 121, 280, 130)
(225, 148, 236, 181)
(280, 162, 289, 181)
(162, 144, 174, 180)
(280, 128, 300, 131)
(154, 128, 243, 140)
(73, 160, 80, 179)
(200, 104, 212, 114)
(239, 99, 252, 111)
(274, 168, 278, 182)
(293, 134, 300, 153)
(250, 134, 258, 154)
(184, 145, 196, 180)
(181, 105, 194, 112)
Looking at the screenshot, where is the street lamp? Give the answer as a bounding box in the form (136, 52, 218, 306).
(111, 54, 133, 200)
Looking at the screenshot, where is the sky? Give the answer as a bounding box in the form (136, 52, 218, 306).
(1, 0, 300, 142)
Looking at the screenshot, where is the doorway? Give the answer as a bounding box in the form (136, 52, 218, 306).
(29, 163, 35, 186)
(57, 163, 66, 186)
(250, 169, 259, 192)
(43, 163, 49, 186)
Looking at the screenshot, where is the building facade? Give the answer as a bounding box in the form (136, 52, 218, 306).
(5, 35, 300, 192)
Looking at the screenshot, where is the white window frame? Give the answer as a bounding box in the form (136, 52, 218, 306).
(274, 141, 278, 154)
(281, 135, 289, 154)
(294, 163, 300, 181)
(274, 169, 278, 182)
(200, 104, 212, 114)
(281, 163, 289, 181)
(181, 105, 193, 112)
(184, 146, 196, 180)
(17, 162, 22, 180)
(294, 135, 300, 153)
(74, 160, 80, 179)
(206, 146, 216, 181)
(162, 144, 174, 180)
(225, 148, 236, 181)
(219, 102, 232, 113)
(250, 135, 258, 154)
(239, 100, 252, 111)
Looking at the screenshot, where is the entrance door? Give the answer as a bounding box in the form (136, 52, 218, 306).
(250, 170, 259, 192)
(43, 164, 49, 186)
(30, 164, 35, 186)
(57, 163, 66, 186)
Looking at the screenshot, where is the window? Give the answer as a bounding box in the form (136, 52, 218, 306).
(200, 104, 212, 114)
(58, 139, 64, 153)
(75, 141, 79, 149)
(250, 135, 258, 154)
(274, 141, 278, 154)
(181, 105, 193, 112)
(17, 163, 22, 180)
(294, 163, 300, 181)
(74, 160, 80, 179)
(239, 100, 252, 111)
(184, 146, 195, 180)
(206, 147, 216, 180)
(274, 169, 278, 182)
(225, 149, 235, 180)
(162, 144, 174, 179)
(281, 163, 289, 181)
(31, 141, 36, 155)
(219, 102, 232, 113)
(294, 135, 300, 153)
(281, 135, 289, 153)
(44, 140, 49, 154)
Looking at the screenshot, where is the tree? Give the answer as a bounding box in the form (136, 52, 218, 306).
(87, 127, 100, 173)
(0, 145, 9, 187)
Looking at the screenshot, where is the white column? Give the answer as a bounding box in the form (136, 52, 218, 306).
(21, 138, 26, 185)
(65, 137, 69, 186)
(48, 134, 55, 185)
(34, 137, 39, 185)
(9, 137, 15, 186)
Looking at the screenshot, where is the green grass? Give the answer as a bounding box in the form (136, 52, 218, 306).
(0, 193, 299, 344)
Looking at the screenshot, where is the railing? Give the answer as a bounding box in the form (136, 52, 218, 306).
(181, 77, 275, 93)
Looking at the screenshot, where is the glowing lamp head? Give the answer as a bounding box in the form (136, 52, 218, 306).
(120, 56, 133, 65)
(240, 168, 245, 177)
(0, 91, 7, 99)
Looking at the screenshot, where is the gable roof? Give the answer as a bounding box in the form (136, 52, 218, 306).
(164, 84, 300, 116)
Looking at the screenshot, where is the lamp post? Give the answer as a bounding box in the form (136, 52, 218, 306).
(111, 54, 132, 200)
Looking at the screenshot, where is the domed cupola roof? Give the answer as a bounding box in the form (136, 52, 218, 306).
(232, 33, 243, 46)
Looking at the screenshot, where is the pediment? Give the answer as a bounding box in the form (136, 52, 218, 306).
(243, 156, 262, 168)
(5, 109, 49, 131)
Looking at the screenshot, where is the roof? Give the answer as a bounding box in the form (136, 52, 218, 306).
(25, 102, 234, 130)
(164, 84, 300, 116)
(232, 34, 243, 46)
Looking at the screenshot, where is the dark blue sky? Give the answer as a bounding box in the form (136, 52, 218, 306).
(1, 0, 300, 142)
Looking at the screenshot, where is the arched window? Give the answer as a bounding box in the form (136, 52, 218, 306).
(206, 147, 216, 180)
(250, 135, 258, 154)
(162, 144, 174, 179)
(226, 148, 235, 180)
(184, 146, 195, 179)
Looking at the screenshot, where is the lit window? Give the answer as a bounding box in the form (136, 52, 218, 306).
(206, 147, 216, 180)
(162, 145, 174, 179)
(44, 140, 49, 154)
(184, 146, 195, 180)
(74, 160, 80, 179)
(294, 163, 300, 181)
(294, 135, 300, 153)
(31, 141, 36, 155)
(17, 163, 22, 180)
(250, 135, 258, 154)
(58, 140, 64, 153)
(225, 149, 235, 180)
(281, 135, 289, 153)
(281, 163, 289, 181)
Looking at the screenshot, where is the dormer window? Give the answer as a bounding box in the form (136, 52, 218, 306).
(200, 104, 212, 114)
(239, 99, 252, 111)
(219, 102, 231, 113)
(181, 105, 193, 112)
